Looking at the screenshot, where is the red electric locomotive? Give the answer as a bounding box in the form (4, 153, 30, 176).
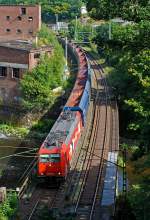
(37, 111, 82, 178)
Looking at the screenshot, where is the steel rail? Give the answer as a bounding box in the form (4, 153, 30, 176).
(86, 52, 119, 220)
(18, 159, 37, 199)
(51, 63, 97, 209)
(66, 54, 101, 209)
(74, 89, 103, 213)
(72, 52, 109, 220)
(50, 52, 101, 211)
(27, 200, 40, 220)
(89, 57, 109, 220)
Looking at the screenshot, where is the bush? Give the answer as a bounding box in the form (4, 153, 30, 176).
(0, 123, 29, 138)
(20, 25, 65, 110)
(0, 192, 18, 219)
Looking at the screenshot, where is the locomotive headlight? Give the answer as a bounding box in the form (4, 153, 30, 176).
(58, 172, 61, 175)
(49, 164, 51, 167)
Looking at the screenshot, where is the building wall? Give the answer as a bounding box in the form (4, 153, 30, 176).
(0, 46, 29, 65)
(0, 46, 30, 103)
(0, 46, 52, 103)
(0, 67, 24, 103)
(0, 5, 41, 41)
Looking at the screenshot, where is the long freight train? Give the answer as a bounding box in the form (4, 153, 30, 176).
(37, 43, 91, 179)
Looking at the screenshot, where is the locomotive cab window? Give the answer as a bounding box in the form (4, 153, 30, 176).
(50, 154, 60, 163)
(40, 154, 49, 163)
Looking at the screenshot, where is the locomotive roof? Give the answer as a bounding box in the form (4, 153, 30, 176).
(44, 111, 77, 149)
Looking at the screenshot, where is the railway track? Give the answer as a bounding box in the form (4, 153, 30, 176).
(85, 53, 118, 220)
(45, 50, 119, 220)
(49, 51, 118, 220)
(19, 180, 60, 220)
(72, 53, 111, 220)
(18, 49, 119, 220)
(48, 86, 96, 212)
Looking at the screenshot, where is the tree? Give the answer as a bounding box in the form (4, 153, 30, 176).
(0, 0, 85, 21)
(86, 0, 150, 22)
(20, 25, 65, 110)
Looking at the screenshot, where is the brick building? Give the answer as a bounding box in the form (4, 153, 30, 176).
(0, 4, 41, 42)
(0, 41, 52, 103)
(0, 4, 53, 105)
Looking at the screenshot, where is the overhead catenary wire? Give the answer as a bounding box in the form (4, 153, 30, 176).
(0, 148, 38, 160)
(18, 157, 37, 184)
(12, 155, 37, 158)
(0, 146, 37, 149)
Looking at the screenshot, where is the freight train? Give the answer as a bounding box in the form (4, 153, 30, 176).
(37, 43, 91, 179)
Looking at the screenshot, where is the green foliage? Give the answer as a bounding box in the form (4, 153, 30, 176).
(117, 155, 124, 168)
(131, 147, 145, 161)
(68, 19, 95, 43)
(32, 119, 55, 133)
(93, 3, 150, 218)
(95, 21, 150, 51)
(0, 123, 29, 137)
(0, 0, 85, 21)
(20, 25, 65, 110)
(87, 0, 150, 22)
(128, 183, 150, 220)
(0, 192, 18, 219)
(114, 195, 136, 220)
(127, 154, 150, 220)
(95, 21, 150, 148)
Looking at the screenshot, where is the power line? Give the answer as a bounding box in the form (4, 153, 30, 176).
(0, 148, 38, 160)
(0, 146, 36, 149)
(11, 153, 37, 157)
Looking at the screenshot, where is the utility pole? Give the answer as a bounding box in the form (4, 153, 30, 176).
(65, 36, 68, 68)
(74, 16, 78, 41)
(109, 21, 112, 40)
(55, 14, 58, 31)
(64, 36, 69, 79)
(122, 149, 127, 194)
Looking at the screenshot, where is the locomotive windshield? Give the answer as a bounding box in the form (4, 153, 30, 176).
(39, 154, 60, 163)
(50, 154, 60, 162)
(39, 154, 49, 163)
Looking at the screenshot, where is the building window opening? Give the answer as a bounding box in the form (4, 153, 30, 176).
(0, 67, 7, 77)
(6, 16, 10, 20)
(6, 29, 11, 32)
(29, 29, 33, 34)
(17, 29, 22, 34)
(12, 68, 20, 79)
(17, 16, 22, 21)
(21, 8, 26, 15)
(28, 17, 33, 21)
(34, 53, 40, 59)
